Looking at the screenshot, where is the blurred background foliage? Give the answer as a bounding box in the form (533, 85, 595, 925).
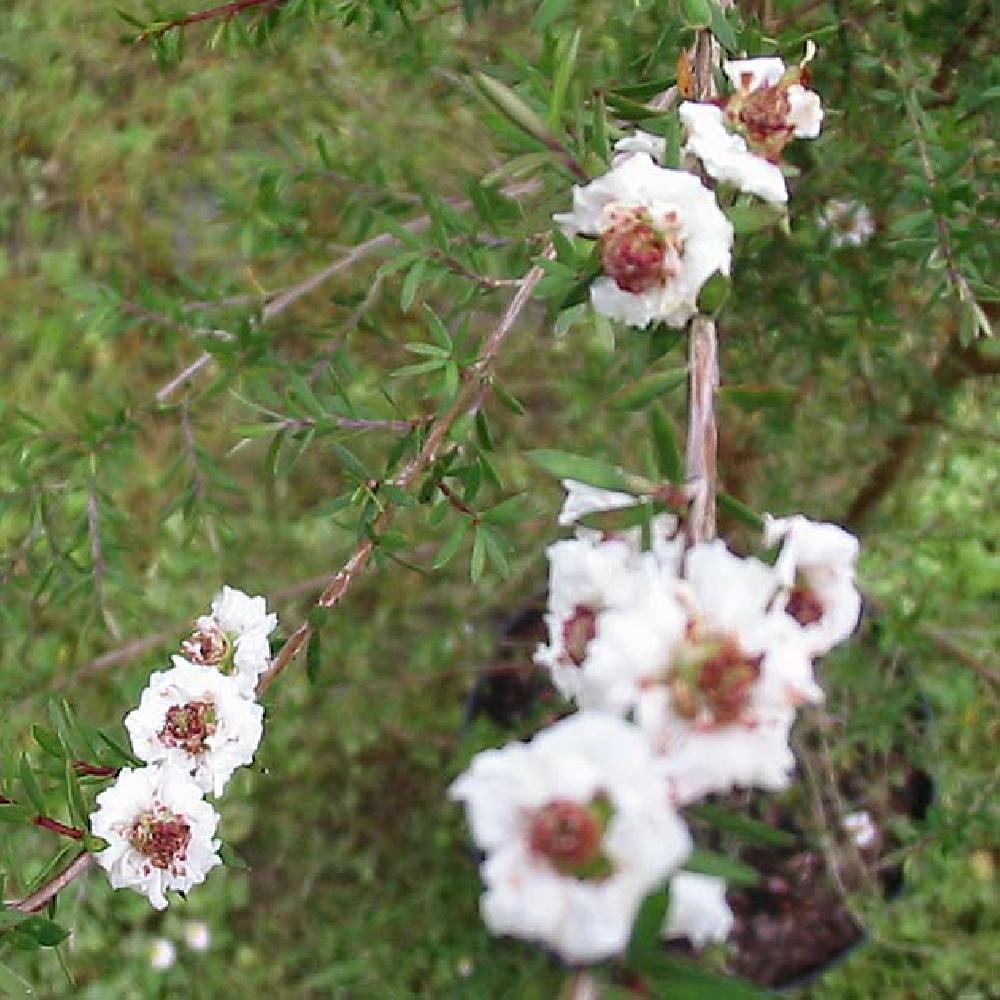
(0, 0, 996, 995)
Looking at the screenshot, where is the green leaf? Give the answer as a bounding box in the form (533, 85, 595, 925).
(220, 842, 248, 869)
(18, 917, 69, 948)
(527, 449, 637, 491)
(400, 258, 427, 312)
(681, 0, 712, 28)
(0, 962, 34, 997)
(422, 306, 453, 351)
(482, 495, 531, 525)
(688, 803, 797, 847)
(306, 628, 322, 685)
(0, 803, 32, 824)
(474, 72, 564, 153)
(31, 727, 66, 761)
(330, 442, 367, 479)
(626, 888, 669, 967)
(19, 756, 45, 815)
(649, 406, 684, 482)
(718, 492, 765, 531)
(492, 378, 525, 416)
(96, 730, 142, 768)
(470, 524, 486, 582)
(433, 520, 469, 570)
(709, 0, 739, 51)
(533, 0, 572, 29)
(64, 761, 87, 830)
(726, 202, 787, 235)
(610, 368, 687, 410)
(685, 847, 760, 886)
(549, 28, 581, 128)
(697, 272, 731, 315)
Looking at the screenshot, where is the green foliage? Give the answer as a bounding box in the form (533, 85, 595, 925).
(0, 0, 995, 995)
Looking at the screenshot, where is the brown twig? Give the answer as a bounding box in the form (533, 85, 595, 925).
(137, 0, 283, 40)
(8, 854, 95, 915)
(257, 249, 552, 694)
(154, 179, 541, 404)
(683, 30, 721, 546)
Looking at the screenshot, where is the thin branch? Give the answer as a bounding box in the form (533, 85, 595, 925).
(154, 179, 541, 403)
(8, 854, 95, 915)
(137, 0, 283, 40)
(257, 249, 552, 693)
(683, 30, 721, 546)
(903, 87, 990, 336)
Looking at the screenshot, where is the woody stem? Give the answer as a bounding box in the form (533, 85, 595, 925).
(685, 29, 720, 545)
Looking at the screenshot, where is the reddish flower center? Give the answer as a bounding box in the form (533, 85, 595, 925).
(159, 699, 218, 755)
(599, 207, 684, 294)
(181, 622, 230, 668)
(786, 584, 825, 627)
(129, 809, 192, 871)
(671, 629, 763, 726)
(528, 800, 604, 874)
(562, 604, 598, 666)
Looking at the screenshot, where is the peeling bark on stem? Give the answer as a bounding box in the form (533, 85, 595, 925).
(683, 30, 721, 545)
(685, 315, 720, 544)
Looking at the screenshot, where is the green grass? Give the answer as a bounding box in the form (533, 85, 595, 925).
(1, 2, 996, 997)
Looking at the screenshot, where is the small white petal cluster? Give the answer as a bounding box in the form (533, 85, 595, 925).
(679, 54, 824, 205)
(663, 872, 734, 949)
(554, 153, 733, 329)
(450, 712, 691, 965)
(125, 658, 264, 796)
(819, 199, 875, 247)
(613, 51, 823, 209)
(90, 763, 221, 911)
(91, 586, 276, 910)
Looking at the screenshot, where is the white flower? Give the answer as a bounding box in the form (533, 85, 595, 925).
(681, 54, 823, 204)
(842, 810, 878, 850)
(612, 130, 666, 165)
(90, 763, 222, 911)
(554, 153, 732, 328)
(150, 937, 177, 971)
(663, 872, 734, 949)
(656, 710, 798, 804)
(535, 535, 684, 714)
(125, 658, 264, 797)
(558, 479, 644, 527)
(557, 478, 682, 560)
(183, 920, 212, 952)
(722, 57, 824, 139)
(764, 514, 862, 655)
(723, 57, 786, 92)
(450, 712, 691, 965)
(181, 586, 277, 698)
(820, 199, 875, 247)
(679, 102, 789, 204)
(631, 541, 821, 802)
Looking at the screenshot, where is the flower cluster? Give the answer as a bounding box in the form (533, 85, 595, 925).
(90, 587, 276, 910)
(558, 51, 824, 328)
(451, 483, 861, 963)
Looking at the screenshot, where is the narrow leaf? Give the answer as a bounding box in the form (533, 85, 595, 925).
(527, 450, 637, 491)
